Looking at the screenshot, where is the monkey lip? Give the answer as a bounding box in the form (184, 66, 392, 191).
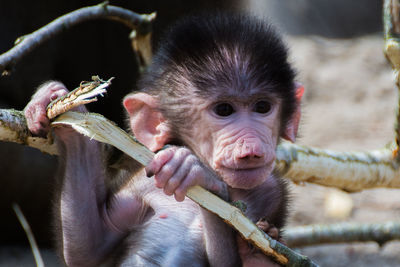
(218, 165, 269, 177)
(219, 162, 268, 171)
(232, 166, 265, 172)
(217, 165, 270, 189)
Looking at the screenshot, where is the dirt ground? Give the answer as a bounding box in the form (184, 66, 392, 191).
(285, 34, 400, 266)
(2, 34, 400, 266)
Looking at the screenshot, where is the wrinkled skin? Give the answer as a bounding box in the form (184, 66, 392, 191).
(140, 87, 284, 201)
(25, 81, 300, 266)
(186, 92, 282, 191)
(136, 88, 290, 267)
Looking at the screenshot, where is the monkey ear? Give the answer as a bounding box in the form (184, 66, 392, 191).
(123, 93, 171, 152)
(282, 83, 304, 142)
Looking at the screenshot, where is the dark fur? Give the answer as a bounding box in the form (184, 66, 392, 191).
(51, 13, 296, 266)
(138, 12, 294, 227)
(139, 12, 297, 138)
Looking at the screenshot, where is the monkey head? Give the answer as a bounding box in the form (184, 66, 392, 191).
(123, 13, 303, 190)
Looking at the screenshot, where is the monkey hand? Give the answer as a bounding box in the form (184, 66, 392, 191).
(145, 146, 227, 202)
(256, 218, 285, 245)
(237, 219, 284, 267)
(24, 81, 87, 143)
(237, 236, 282, 267)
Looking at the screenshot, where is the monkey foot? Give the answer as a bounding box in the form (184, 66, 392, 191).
(256, 218, 286, 245)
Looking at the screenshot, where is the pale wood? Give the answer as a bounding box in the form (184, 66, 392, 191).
(276, 142, 400, 192)
(0, 109, 57, 154)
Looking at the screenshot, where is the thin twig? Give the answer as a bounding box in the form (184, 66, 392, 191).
(0, 2, 155, 76)
(12, 203, 44, 267)
(285, 221, 400, 248)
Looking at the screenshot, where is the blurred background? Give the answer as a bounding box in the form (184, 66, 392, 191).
(1, 0, 399, 266)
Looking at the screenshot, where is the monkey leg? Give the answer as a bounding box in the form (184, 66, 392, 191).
(237, 218, 286, 267)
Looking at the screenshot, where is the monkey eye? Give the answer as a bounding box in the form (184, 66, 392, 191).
(214, 103, 235, 117)
(253, 101, 272, 114)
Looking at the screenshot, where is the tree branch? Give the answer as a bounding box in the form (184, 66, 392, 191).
(276, 142, 400, 192)
(285, 222, 400, 248)
(0, 2, 155, 76)
(0, 109, 57, 154)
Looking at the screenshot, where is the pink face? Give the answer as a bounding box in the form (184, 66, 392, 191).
(187, 91, 282, 189)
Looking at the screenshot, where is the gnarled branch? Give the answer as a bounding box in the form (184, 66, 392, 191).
(0, 2, 155, 76)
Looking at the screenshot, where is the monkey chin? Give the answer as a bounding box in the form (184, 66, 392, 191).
(218, 166, 272, 190)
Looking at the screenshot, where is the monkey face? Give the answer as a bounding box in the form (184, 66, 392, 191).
(187, 93, 282, 190)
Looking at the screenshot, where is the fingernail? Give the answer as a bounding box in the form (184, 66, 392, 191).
(146, 170, 154, 178)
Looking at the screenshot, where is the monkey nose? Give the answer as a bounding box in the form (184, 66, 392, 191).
(235, 143, 265, 160)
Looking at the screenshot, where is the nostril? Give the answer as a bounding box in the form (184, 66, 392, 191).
(234, 140, 265, 160)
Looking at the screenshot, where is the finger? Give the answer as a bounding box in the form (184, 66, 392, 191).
(163, 154, 196, 198)
(154, 148, 190, 190)
(145, 147, 177, 177)
(256, 219, 270, 232)
(174, 163, 203, 202)
(34, 105, 50, 135)
(267, 227, 279, 240)
(50, 88, 69, 101)
(25, 104, 50, 136)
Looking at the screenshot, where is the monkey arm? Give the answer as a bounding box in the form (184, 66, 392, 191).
(200, 208, 241, 266)
(194, 171, 241, 266)
(22, 79, 139, 266)
(56, 135, 129, 266)
(57, 135, 147, 266)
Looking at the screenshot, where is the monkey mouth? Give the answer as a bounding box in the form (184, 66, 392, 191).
(215, 164, 274, 189)
(219, 163, 270, 172)
(230, 166, 264, 172)
(231, 167, 270, 178)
